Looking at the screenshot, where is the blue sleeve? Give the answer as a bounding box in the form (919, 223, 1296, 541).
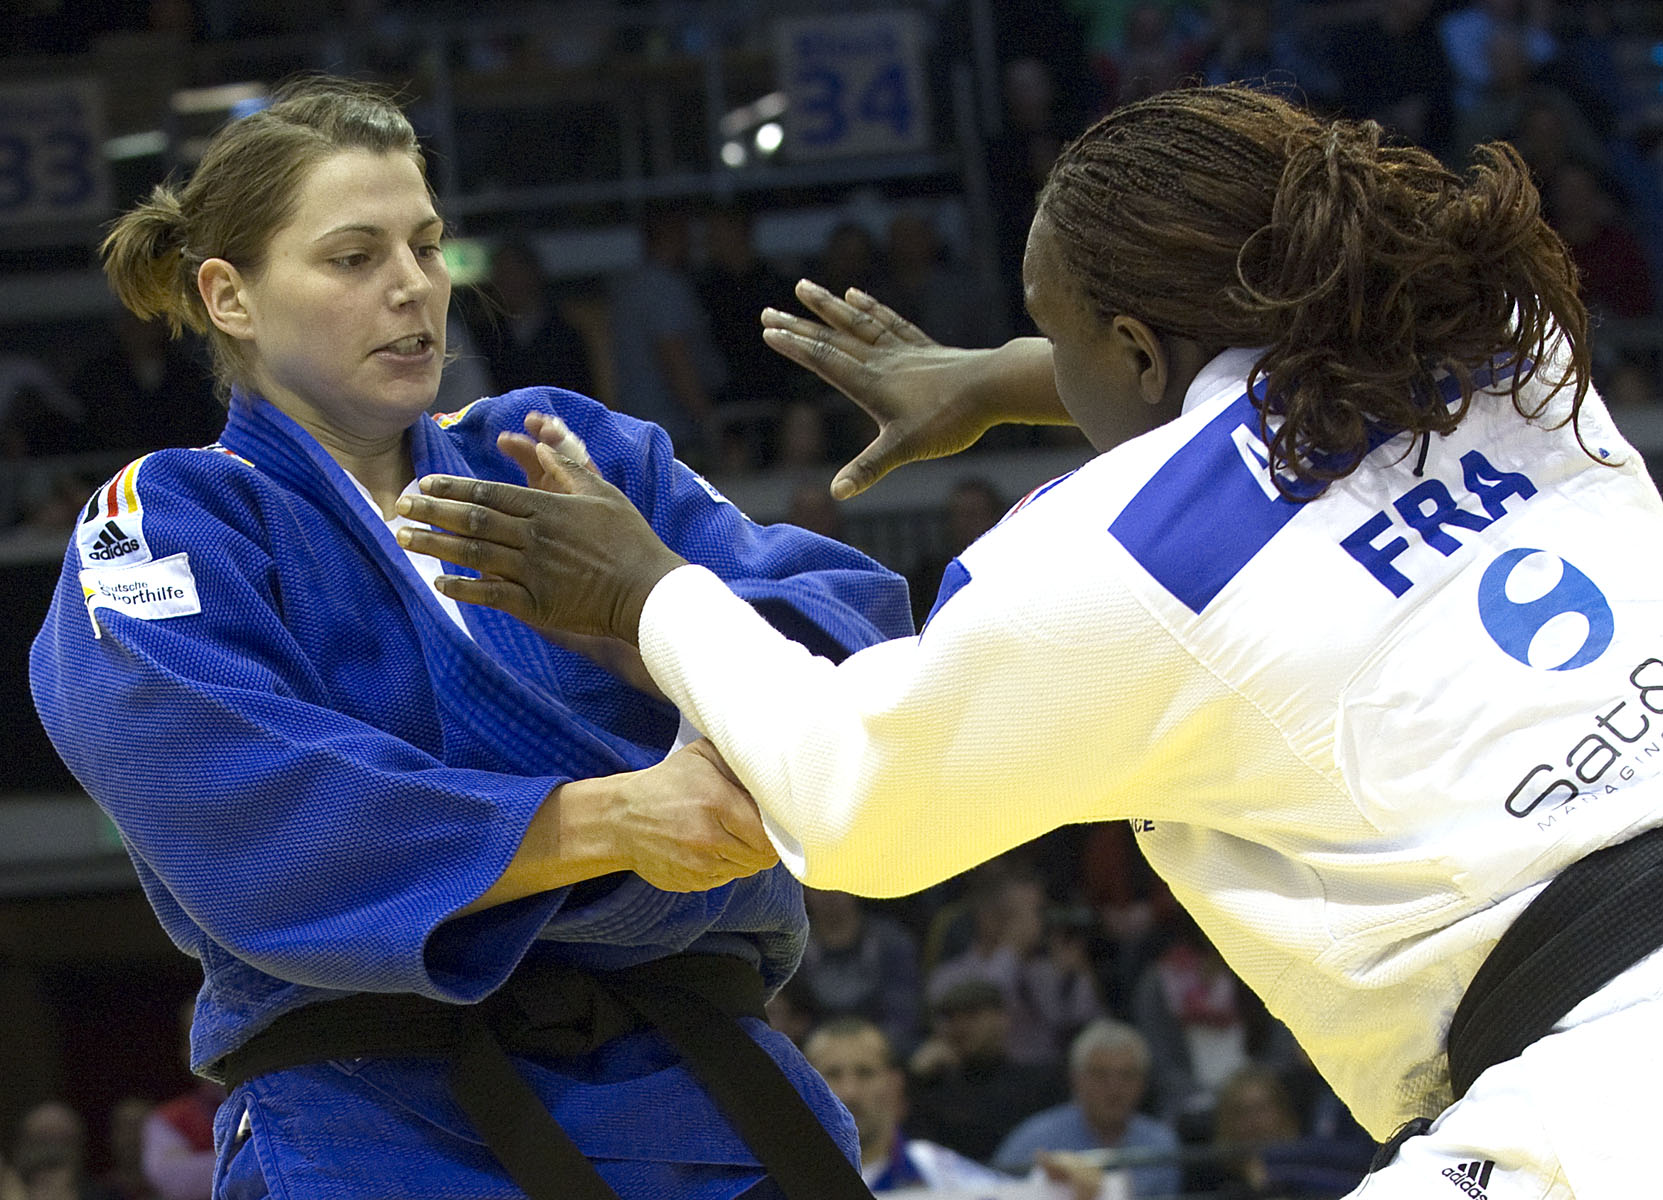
(29, 452, 566, 1003)
(472, 389, 916, 653)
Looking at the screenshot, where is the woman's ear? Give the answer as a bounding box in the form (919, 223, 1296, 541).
(1111, 315, 1169, 407)
(198, 258, 254, 340)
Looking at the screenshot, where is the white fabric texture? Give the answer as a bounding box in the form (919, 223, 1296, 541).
(639, 348, 1663, 1144)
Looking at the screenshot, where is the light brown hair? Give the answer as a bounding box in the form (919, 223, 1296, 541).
(100, 76, 429, 398)
(1038, 85, 1591, 494)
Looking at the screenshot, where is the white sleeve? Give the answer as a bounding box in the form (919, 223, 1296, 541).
(639, 557, 1208, 897)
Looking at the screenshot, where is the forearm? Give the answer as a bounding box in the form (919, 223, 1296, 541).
(456, 776, 628, 915)
(971, 337, 1070, 426)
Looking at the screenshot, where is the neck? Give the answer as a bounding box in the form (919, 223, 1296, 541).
(303, 423, 413, 518)
(862, 1124, 898, 1171)
(1088, 1112, 1129, 1146)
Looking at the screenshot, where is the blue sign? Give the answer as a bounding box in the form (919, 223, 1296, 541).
(775, 12, 930, 160)
(0, 79, 110, 225)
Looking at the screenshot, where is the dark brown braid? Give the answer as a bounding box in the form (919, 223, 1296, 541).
(1037, 85, 1591, 495)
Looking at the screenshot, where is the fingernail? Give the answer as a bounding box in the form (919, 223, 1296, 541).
(395, 497, 412, 515)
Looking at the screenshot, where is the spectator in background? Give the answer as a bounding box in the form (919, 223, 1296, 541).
(908, 476, 1007, 626)
(98, 1100, 154, 1200)
(1199, 0, 1294, 97)
(906, 978, 1069, 1163)
(132, 999, 216, 1200)
(813, 223, 885, 305)
(805, 1017, 1008, 1192)
(1099, 3, 1197, 108)
(775, 398, 835, 471)
(1079, 822, 1181, 1017)
(928, 872, 1104, 1066)
(799, 889, 923, 1056)
(1508, 94, 1609, 185)
(1438, 0, 1557, 114)
(987, 57, 1082, 336)
(1547, 163, 1656, 319)
(763, 972, 825, 1049)
(607, 205, 727, 462)
(1598, 358, 1660, 411)
(1329, 0, 1455, 155)
(1131, 915, 1294, 1126)
(0, 356, 96, 532)
(1184, 1064, 1371, 1200)
(139, 1086, 220, 1200)
(882, 212, 1000, 350)
(1452, 27, 1600, 179)
(69, 311, 221, 455)
(9, 1103, 111, 1200)
(460, 240, 595, 397)
(696, 204, 800, 469)
(0, 355, 87, 459)
(785, 480, 848, 543)
(992, 1018, 1182, 1199)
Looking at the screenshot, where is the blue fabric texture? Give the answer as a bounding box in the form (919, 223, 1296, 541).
(31, 387, 912, 1198)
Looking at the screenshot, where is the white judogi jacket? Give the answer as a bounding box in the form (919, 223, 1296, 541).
(639, 347, 1663, 1140)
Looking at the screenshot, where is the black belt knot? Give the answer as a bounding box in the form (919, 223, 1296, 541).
(212, 952, 870, 1200)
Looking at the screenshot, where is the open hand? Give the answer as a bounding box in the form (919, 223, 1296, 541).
(493, 414, 663, 695)
(396, 443, 686, 644)
(762, 280, 1001, 498)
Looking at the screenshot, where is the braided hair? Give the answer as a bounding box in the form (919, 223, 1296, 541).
(1037, 85, 1590, 494)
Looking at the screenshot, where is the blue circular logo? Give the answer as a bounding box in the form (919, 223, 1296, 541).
(1477, 548, 1614, 671)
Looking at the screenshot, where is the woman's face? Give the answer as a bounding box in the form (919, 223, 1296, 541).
(233, 148, 449, 443)
(1022, 212, 1153, 451)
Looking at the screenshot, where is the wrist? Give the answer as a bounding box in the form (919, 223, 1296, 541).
(615, 549, 689, 644)
(550, 775, 632, 879)
(978, 338, 1069, 425)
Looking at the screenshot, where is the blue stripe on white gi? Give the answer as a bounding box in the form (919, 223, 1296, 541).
(923, 559, 972, 628)
(1110, 365, 1511, 614)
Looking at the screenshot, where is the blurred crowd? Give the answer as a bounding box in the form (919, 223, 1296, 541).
(1, 836, 1383, 1200)
(6, 0, 1663, 541)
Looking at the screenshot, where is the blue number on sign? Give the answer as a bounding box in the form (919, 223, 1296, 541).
(42, 130, 96, 207)
(857, 62, 912, 136)
(794, 67, 847, 146)
(0, 134, 32, 210)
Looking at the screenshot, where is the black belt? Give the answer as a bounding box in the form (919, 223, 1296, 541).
(1447, 821, 1663, 1098)
(1374, 822, 1663, 1169)
(210, 953, 872, 1200)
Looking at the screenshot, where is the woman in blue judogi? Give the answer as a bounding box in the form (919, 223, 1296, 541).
(29, 78, 909, 1200)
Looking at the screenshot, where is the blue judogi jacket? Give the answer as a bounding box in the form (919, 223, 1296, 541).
(30, 387, 913, 1198)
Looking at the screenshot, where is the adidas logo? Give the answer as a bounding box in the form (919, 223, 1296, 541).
(86, 520, 141, 561)
(1441, 1160, 1495, 1197)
